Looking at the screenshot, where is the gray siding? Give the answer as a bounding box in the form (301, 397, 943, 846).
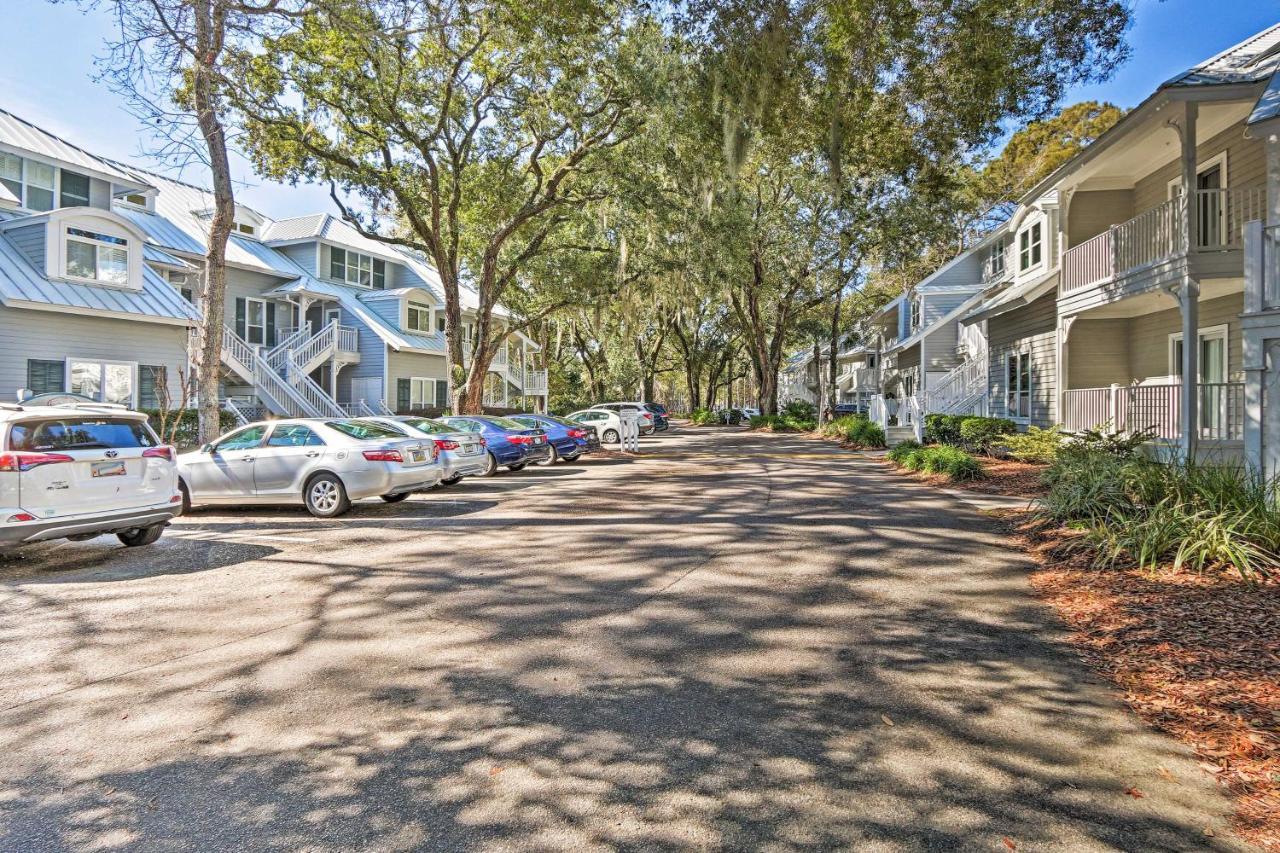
(0, 306, 188, 405)
(1132, 122, 1264, 214)
(1068, 319, 1131, 388)
(1066, 189, 1133, 248)
(6, 223, 46, 273)
(223, 268, 294, 331)
(341, 305, 387, 401)
(922, 319, 962, 372)
(276, 242, 318, 276)
(385, 348, 448, 405)
(87, 177, 113, 210)
(987, 291, 1057, 427)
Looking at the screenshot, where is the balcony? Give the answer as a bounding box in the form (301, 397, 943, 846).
(1062, 187, 1266, 296)
(1063, 382, 1244, 442)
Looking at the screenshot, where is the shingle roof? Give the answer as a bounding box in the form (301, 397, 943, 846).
(0, 108, 151, 189)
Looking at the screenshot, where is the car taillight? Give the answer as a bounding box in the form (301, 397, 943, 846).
(567, 428, 586, 439)
(362, 449, 403, 462)
(0, 452, 75, 472)
(143, 446, 174, 461)
(508, 435, 532, 445)
(7, 513, 36, 522)
(479, 437, 487, 446)
(433, 439, 460, 451)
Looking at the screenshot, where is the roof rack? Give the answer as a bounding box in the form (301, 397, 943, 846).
(54, 402, 130, 411)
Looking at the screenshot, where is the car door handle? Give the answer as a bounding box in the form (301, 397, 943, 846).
(305, 451, 321, 458)
(239, 456, 255, 462)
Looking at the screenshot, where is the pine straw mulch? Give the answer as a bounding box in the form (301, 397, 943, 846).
(1007, 514, 1280, 850)
(881, 455, 1049, 498)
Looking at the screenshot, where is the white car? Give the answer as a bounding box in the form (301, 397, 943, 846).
(566, 409, 625, 445)
(0, 402, 180, 548)
(178, 418, 442, 518)
(590, 402, 655, 435)
(740, 407, 761, 419)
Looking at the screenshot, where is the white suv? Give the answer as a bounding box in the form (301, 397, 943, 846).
(0, 403, 180, 548)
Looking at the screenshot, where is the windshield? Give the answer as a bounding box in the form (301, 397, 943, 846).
(9, 417, 156, 451)
(486, 416, 529, 431)
(401, 418, 455, 435)
(325, 420, 406, 440)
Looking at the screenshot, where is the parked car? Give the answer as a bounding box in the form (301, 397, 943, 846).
(355, 416, 488, 484)
(832, 402, 864, 418)
(590, 402, 655, 435)
(508, 414, 593, 464)
(640, 402, 670, 431)
(438, 415, 552, 474)
(740, 406, 761, 419)
(566, 409, 624, 445)
(0, 402, 180, 548)
(177, 418, 441, 518)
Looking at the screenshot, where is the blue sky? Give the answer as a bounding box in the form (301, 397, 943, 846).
(1, 1, 1276, 220)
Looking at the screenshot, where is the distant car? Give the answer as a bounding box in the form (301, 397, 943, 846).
(438, 415, 552, 474)
(508, 414, 593, 464)
(566, 409, 624, 445)
(355, 416, 488, 484)
(0, 402, 180, 548)
(178, 418, 441, 518)
(640, 402, 670, 431)
(590, 402, 655, 435)
(832, 403, 865, 418)
(740, 407, 761, 419)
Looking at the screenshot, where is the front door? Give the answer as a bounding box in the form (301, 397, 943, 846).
(1172, 327, 1228, 436)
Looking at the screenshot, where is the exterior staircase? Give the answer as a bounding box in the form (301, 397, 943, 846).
(220, 322, 374, 423)
(924, 357, 987, 416)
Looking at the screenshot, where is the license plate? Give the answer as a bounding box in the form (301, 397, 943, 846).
(410, 450, 424, 463)
(91, 460, 127, 478)
(534, 437, 543, 444)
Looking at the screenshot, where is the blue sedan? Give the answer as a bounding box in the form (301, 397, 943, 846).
(438, 416, 552, 475)
(508, 414, 593, 465)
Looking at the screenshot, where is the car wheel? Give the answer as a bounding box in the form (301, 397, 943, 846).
(507, 462, 528, 472)
(380, 492, 411, 503)
(440, 475, 463, 486)
(537, 445, 559, 466)
(117, 523, 165, 547)
(178, 479, 192, 515)
(305, 473, 351, 518)
(477, 451, 499, 477)
(603, 428, 620, 444)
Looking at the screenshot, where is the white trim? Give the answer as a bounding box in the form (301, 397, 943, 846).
(244, 296, 269, 345)
(405, 300, 432, 333)
(31, 208, 147, 292)
(1004, 349, 1033, 422)
(65, 356, 138, 407)
(1168, 323, 1229, 379)
(409, 376, 435, 408)
(1166, 150, 1228, 198)
(1016, 217, 1045, 276)
(0, 299, 194, 326)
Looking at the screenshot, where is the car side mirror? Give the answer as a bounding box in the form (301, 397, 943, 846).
(201, 443, 213, 454)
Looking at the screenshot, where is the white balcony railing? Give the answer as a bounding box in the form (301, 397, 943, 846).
(1063, 382, 1244, 441)
(1063, 187, 1265, 295)
(522, 369, 548, 394)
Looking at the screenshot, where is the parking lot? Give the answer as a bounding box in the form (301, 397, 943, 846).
(0, 426, 1245, 851)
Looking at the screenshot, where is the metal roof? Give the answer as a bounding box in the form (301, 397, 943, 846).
(0, 108, 151, 190)
(1165, 22, 1280, 88)
(265, 275, 447, 354)
(961, 269, 1058, 326)
(142, 244, 194, 268)
(1249, 69, 1280, 125)
(0, 229, 198, 324)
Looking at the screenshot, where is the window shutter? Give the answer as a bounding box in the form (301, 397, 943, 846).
(266, 302, 277, 346)
(138, 365, 166, 409)
(436, 380, 448, 409)
(26, 359, 65, 394)
(396, 378, 411, 413)
(235, 298, 246, 339)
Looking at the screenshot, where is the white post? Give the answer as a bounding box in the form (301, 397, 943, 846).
(1109, 383, 1122, 430)
(1178, 101, 1200, 462)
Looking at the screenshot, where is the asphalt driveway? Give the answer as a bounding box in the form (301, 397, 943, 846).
(0, 427, 1247, 851)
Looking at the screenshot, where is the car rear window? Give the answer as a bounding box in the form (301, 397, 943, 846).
(486, 416, 527, 430)
(9, 417, 157, 451)
(402, 418, 454, 435)
(325, 420, 405, 440)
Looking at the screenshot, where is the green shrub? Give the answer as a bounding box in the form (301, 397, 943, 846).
(844, 418, 885, 448)
(781, 399, 816, 421)
(958, 416, 1016, 454)
(782, 416, 816, 431)
(887, 439, 922, 464)
(140, 408, 240, 450)
(1038, 451, 1279, 581)
(689, 408, 719, 426)
(923, 414, 964, 445)
(820, 415, 862, 439)
(1062, 423, 1156, 459)
(999, 425, 1064, 463)
(749, 414, 784, 430)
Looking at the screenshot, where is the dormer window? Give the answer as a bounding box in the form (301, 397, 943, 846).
(123, 193, 148, 207)
(236, 221, 256, 236)
(1018, 221, 1042, 272)
(988, 237, 1005, 276)
(60, 172, 91, 208)
(330, 247, 387, 289)
(909, 298, 921, 332)
(0, 154, 92, 212)
(66, 227, 129, 285)
(406, 302, 432, 332)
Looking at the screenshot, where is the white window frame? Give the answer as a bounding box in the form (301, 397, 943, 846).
(66, 357, 137, 407)
(64, 226, 131, 287)
(409, 377, 435, 408)
(1166, 151, 1228, 199)
(245, 296, 269, 346)
(1017, 219, 1043, 274)
(989, 237, 1006, 275)
(44, 210, 144, 290)
(1168, 324, 1229, 381)
(1005, 350, 1032, 421)
(406, 302, 432, 332)
(0, 153, 90, 213)
(328, 245, 387, 289)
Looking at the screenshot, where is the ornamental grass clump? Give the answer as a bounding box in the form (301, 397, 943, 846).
(890, 442, 984, 483)
(1038, 449, 1280, 582)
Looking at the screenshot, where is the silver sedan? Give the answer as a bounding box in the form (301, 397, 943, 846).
(177, 419, 442, 518)
(351, 416, 489, 484)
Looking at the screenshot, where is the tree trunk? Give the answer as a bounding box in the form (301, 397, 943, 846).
(193, 0, 234, 446)
(826, 290, 842, 420)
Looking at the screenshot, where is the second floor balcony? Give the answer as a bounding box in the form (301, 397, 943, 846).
(1061, 186, 1266, 298)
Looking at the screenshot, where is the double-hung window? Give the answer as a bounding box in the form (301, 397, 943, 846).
(0, 156, 74, 212)
(410, 377, 435, 409)
(65, 227, 129, 285)
(406, 302, 431, 332)
(1018, 222, 1042, 272)
(244, 298, 268, 345)
(909, 298, 921, 332)
(329, 247, 387, 288)
(1006, 352, 1031, 419)
(988, 238, 1005, 277)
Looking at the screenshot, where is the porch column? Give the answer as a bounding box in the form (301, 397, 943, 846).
(1177, 101, 1200, 461)
(1056, 316, 1074, 428)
